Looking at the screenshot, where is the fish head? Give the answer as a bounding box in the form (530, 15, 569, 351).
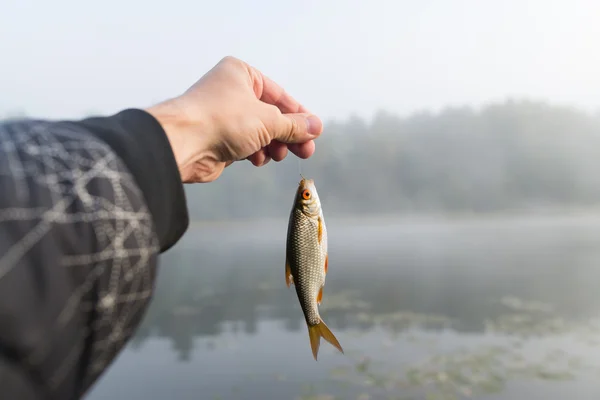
(294, 177, 321, 218)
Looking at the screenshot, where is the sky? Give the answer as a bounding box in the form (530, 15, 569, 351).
(1, 0, 600, 122)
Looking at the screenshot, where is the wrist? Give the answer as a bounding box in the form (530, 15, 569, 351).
(77, 109, 190, 251)
(145, 100, 214, 182)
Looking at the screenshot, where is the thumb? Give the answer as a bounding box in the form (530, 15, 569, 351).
(268, 112, 323, 144)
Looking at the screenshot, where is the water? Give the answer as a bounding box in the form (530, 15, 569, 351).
(86, 214, 600, 400)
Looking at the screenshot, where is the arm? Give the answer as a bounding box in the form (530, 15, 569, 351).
(0, 54, 322, 400)
(0, 110, 188, 399)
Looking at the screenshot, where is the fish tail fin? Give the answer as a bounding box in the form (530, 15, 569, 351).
(307, 318, 344, 361)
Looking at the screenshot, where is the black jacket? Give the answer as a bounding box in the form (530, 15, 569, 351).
(0, 109, 189, 399)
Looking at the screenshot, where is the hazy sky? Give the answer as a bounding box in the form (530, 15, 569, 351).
(1, 0, 599, 121)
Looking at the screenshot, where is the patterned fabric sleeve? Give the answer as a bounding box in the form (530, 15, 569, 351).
(0, 111, 189, 399)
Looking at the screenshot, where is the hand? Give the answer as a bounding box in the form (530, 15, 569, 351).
(145, 56, 323, 183)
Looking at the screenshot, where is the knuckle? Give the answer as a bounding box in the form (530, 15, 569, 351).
(258, 125, 272, 148)
(265, 103, 280, 116)
(263, 104, 282, 124)
(220, 55, 247, 70)
(288, 116, 300, 137)
(220, 55, 237, 64)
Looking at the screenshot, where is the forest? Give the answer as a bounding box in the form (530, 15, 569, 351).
(183, 99, 600, 221)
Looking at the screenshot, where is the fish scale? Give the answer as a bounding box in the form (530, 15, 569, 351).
(285, 178, 343, 360)
(287, 208, 324, 325)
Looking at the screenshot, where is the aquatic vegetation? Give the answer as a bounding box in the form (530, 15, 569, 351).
(296, 395, 337, 400)
(323, 341, 589, 399)
(296, 384, 338, 400)
(311, 295, 600, 400)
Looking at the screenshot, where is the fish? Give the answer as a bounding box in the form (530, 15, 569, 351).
(285, 176, 344, 360)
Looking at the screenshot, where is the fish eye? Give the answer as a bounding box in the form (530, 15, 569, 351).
(301, 189, 311, 200)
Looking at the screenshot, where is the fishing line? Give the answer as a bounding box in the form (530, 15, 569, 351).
(298, 157, 304, 180)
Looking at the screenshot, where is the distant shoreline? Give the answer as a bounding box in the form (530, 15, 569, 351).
(187, 207, 600, 229)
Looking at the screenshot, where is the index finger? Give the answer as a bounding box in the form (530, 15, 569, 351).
(253, 68, 309, 114)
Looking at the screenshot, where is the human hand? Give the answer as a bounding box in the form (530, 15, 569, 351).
(145, 56, 323, 183)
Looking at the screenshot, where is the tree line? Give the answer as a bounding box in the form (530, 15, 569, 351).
(184, 99, 600, 220)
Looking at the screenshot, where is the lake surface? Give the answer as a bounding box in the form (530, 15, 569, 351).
(86, 214, 600, 400)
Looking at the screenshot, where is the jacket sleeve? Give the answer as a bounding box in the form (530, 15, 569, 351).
(0, 109, 189, 399)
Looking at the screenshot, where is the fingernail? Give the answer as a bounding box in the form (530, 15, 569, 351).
(306, 115, 322, 136)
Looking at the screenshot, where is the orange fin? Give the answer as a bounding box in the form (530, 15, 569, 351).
(285, 258, 293, 287)
(307, 319, 344, 361)
(324, 254, 328, 275)
(317, 216, 323, 244)
(317, 286, 323, 305)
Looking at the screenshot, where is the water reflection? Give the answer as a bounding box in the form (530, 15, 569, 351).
(132, 230, 600, 355)
(95, 216, 600, 400)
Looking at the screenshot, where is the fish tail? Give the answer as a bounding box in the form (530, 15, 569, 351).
(307, 318, 344, 361)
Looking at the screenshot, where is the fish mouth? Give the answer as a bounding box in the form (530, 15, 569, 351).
(299, 177, 314, 186)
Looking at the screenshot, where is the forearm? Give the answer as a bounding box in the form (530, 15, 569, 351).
(0, 355, 44, 400)
(0, 111, 188, 399)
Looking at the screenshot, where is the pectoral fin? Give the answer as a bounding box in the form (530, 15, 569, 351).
(285, 258, 293, 287)
(318, 216, 323, 244)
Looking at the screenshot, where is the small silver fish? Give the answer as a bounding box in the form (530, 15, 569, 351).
(285, 177, 344, 360)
